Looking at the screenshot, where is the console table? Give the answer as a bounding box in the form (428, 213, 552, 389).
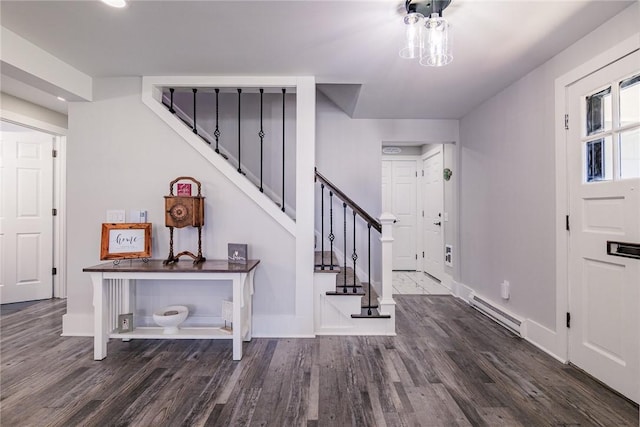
(83, 259, 260, 361)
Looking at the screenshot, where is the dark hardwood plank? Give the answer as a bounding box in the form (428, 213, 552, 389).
(1, 296, 637, 426)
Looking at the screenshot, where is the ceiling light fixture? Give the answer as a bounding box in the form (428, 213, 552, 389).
(400, 0, 452, 67)
(101, 0, 127, 8)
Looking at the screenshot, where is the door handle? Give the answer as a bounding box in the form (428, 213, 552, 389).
(433, 221, 441, 226)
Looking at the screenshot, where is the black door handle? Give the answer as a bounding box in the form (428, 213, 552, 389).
(434, 221, 441, 226)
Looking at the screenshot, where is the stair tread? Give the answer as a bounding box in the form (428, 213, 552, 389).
(326, 288, 365, 296)
(351, 307, 391, 319)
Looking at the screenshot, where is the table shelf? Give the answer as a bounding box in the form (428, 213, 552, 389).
(109, 326, 233, 340)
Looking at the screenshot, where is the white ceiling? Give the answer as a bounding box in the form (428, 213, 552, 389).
(0, 0, 634, 119)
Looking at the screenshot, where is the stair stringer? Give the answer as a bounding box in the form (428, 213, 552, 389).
(314, 271, 396, 336)
(142, 77, 295, 236)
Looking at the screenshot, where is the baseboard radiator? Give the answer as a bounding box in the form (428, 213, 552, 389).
(468, 293, 522, 337)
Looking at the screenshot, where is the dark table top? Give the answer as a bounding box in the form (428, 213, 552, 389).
(83, 259, 260, 273)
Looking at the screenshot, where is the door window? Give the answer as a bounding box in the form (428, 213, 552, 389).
(583, 73, 640, 182)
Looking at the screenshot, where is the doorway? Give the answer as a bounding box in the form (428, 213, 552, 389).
(566, 50, 639, 402)
(1, 121, 59, 304)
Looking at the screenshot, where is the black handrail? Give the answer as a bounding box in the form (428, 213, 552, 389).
(315, 168, 381, 233)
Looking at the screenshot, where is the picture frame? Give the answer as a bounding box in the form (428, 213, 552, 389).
(117, 313, 134, 333)
(100, 223, 152, 260)
(227, 243, 248, 264)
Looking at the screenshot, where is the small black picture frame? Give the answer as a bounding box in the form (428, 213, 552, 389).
(228, 243, 248, 264)
(118, 313, 134, 333)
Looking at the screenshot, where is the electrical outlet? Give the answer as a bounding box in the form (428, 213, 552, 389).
(501, 280, 510, 300)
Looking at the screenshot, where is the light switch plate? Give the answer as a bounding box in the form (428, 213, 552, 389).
(106, 209, 126, 223)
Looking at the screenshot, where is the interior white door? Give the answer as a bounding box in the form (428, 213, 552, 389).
(383, 159, 417, 270)
(423, 146, 444, 280)
(0, 128, 54, 304)
(567, 50, 639, 403)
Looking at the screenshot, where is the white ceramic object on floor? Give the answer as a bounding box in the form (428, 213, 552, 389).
(152, 305, 189, 334)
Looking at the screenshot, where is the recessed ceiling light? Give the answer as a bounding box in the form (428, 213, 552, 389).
(101, 0, 126, 8)
(57, 96, 66, 102)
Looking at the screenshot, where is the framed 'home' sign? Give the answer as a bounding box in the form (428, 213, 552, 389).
(100, 223, 152, 260)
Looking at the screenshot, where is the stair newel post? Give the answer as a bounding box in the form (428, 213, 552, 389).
(259, 88, 264, 193)
(192, 88, 198, 135)
(379, 213, 397, 322)
(281, 88, 286, 212)
(321, 183, 325, 270)
(214, 88, 220, 154)
(367, 223, 372, 315)
(237, 88, 242, 174)
(343, 202, 347, 293)
(352, 211, 358, 293)
(169, 88, 175, 114)
(329, 191, 335, 270)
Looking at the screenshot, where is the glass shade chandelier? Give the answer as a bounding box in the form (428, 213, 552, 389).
(400, 0, 452, 67)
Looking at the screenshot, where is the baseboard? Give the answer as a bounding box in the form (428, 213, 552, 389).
(522, 319, 566, 363)
(452, 280, 567, 364)
(451, 280, 473, 302)
(468, 292, 523, 336)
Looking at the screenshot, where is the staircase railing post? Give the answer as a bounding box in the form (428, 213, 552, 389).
(342, 202, 347, 293)
(379, 212, 397, 324)
(192, 88, 198, 135)
(329, 192, 334, 270)
(237, 88, 242, 174)
(214, 88, 220, 154)
(169, 88, 175, 113)
(320, 183, 325, 270)
(352, 210, 357, 293)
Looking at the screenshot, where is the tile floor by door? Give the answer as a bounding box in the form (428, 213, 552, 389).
(392, 271, 450, 295)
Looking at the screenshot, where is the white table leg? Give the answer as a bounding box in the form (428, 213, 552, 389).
(243, 270, 255, 342)
(91, 273, 108, 360)
(232, 275, 242, 361)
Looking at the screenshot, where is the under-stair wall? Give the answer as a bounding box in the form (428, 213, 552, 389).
(61, 76, 317, 338)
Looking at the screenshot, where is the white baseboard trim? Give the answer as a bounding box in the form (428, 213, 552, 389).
(451, 280, 473, 302)
(522, 319, 566, 363)
(452, 280, 566, 364)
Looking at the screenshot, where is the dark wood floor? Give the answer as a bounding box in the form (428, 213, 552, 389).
(1, 296, 637, 426)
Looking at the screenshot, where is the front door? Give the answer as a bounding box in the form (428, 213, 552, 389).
(567, 50, 639, 402)
(423, 146, 444, 280)
(0, 125, 54, 304)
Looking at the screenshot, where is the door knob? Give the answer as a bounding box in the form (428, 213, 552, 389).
(434, 221, 441, 226)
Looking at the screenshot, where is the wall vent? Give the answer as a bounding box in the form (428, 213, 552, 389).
(469, 293, 522, 336)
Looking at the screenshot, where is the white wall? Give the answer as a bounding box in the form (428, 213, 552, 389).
(62, 77, 297, 335)
(316, 92, 458, 285)
(458, 3, 639, 331)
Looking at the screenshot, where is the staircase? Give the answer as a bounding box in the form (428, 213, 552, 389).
(141, 77, 395, 336)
